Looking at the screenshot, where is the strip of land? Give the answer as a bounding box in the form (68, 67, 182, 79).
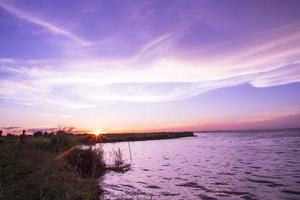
(97, 131, 195, 143)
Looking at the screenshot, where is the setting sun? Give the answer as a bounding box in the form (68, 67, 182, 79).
(93, 130, 103, 136)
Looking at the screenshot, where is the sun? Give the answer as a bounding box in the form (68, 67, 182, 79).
(93, 130, 103, 136)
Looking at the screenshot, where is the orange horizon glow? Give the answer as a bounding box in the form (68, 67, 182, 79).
(1, 104, 299, 136)
(92, 130, 103, 136)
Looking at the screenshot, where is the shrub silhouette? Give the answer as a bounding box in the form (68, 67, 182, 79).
(33, 131, 43, 137)
(113, 148, 124, 167)
(63, 147, 106, 178)
(49, 131, 75, 152)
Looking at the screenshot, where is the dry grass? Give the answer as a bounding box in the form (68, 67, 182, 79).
(0, 132, 133, 200)
(62, 147, 106, 178)
(107, 148, 131, 173)
(0, 134, 104, 200)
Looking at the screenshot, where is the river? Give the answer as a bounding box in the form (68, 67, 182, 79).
(96, 129, 300, 199)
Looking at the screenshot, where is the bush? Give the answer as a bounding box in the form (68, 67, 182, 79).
(112, 148, 124, 167)
(108, 148, 131, 173)
(49, 131, 76, 152)
(63, 147, 106, 178)
(33, 131, 43, 137)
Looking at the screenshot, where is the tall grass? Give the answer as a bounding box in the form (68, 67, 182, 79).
(107, 148, 131, 173)
(0, 133, 104, 200)
(0, 131, 131, 200)
(21, 131, 94, 152)
(112, 148, 125, 167)
(62, 147, 106, 178)
(0, 141, 103, 200)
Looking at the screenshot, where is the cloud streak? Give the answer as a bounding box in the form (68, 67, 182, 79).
(0, 1, 92, 46)
(0, 48, 299, 109)
(0, 1, 300, 110)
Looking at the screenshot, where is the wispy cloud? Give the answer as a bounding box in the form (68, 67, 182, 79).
(0, 1, 92, 46)
(0, 4, 300, 109)
(135, 32, 181, 62)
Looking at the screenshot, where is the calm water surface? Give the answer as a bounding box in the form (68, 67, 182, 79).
(96, 130, 300, 200)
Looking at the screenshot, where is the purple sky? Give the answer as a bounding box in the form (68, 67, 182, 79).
(0, 0, 300, 133)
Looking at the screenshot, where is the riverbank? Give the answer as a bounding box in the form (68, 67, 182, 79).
(0, 133, 104, 200)
(98, 131, 195, 143)
(0, 131, 193, 199)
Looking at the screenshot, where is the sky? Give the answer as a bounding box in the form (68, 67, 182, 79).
(0, 0, 300, 133)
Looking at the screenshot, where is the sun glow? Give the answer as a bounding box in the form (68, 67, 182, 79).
(93, 130, 103, 136)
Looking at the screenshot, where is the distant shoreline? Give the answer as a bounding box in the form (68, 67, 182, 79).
(98, 131, 195, 143)
(196, 127, 300, 133)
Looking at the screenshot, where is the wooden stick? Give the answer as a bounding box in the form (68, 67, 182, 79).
(128, 141, 132, 162)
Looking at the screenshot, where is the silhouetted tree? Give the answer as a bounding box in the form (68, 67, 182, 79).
(48, 132, 54, 137)
(44, 131, 49, 137)
(33, 131, 43, 137)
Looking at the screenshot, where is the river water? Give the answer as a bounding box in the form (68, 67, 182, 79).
(96, 129, 300, 200)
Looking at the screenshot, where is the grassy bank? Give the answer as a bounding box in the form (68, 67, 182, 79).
(0, 131, 192, 199)
(0, 133, 104, 200)
(98, 131, 195, 143)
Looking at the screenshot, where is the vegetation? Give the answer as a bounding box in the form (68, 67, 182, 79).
(0, 143, 102, 200)
(1, 129, 190, 199)
(99, 131, 195, 143)
(62, 147, 106, 178)
(0, 131, 127, 200)
(107, 148, 130, 173)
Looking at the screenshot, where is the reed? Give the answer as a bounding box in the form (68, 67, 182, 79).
(0, 133, 104, 200)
